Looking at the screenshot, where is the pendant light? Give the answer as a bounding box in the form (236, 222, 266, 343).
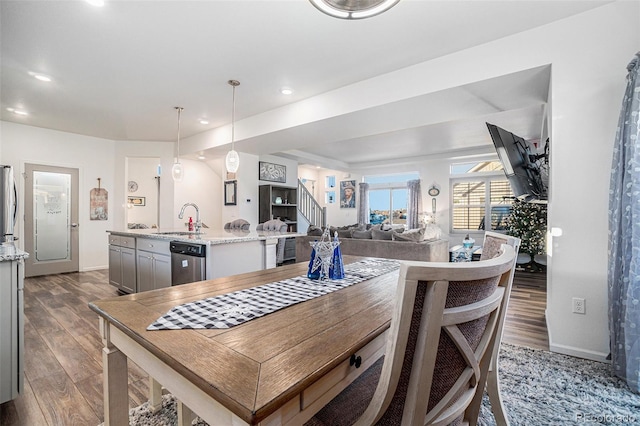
(225, 80, 240, 174)
(171, 106, 184, 182)
(308, 0, 400, 20)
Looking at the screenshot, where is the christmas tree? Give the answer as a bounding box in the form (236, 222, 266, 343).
(505, 199, 547, 271)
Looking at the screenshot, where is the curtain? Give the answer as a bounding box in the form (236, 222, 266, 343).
(406, 179, 422, 230)
(358, 182, 369, 225)
(608, 51, 640, 394)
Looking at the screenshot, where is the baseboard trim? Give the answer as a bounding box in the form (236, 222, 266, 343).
(545, 309, 609, 362)
(81, 265, 108, 272)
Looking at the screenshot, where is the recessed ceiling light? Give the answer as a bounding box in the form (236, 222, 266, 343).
(280, 87, 293, 95)
(197, 154, 206, 160)
(7, 108, 28, 116)
(199, 119, 209, 125)
(28, 72, 52, 82)
(86, 0, 105, 6)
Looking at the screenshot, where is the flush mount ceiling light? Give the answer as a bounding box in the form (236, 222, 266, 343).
(225, 80, 240, 174)
(199, 119, 209, 125)
(171, 107, 184, 182)
(309, 0, 400, 19)
(28, 71, 52, 82)
(280, 87, 293, 95)
(6, 107, 28, 116)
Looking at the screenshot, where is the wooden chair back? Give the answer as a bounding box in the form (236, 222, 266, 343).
(354, 245, 517, 426)
(475, 231, 521, 426)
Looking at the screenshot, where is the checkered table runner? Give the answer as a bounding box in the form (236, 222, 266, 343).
(147, 259, 400, 330)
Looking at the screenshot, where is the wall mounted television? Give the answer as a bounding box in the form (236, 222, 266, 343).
(486, 122, 548, 202)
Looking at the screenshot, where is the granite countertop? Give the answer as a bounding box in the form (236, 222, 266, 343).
(108, 228, 305, 245)
(0, 243, 29, 261)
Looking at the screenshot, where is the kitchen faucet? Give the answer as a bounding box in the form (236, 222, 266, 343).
(178, 203, 201, 233)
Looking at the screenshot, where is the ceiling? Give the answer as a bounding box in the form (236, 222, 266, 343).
(1, 1, 607, 170)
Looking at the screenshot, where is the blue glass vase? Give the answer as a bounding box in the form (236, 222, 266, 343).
(307, 241, 320, 280)
(329, 233, 344, 280)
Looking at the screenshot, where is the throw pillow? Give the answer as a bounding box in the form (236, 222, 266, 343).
(392, 227, 425, 242)
(352, 229, 372, 239)
(337, 229, 353, 239)
(307, 225, 324, 236)
(423, 224, 442, 241)
(371, 229, 393, 240)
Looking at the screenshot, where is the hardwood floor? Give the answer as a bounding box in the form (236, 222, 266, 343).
(0, 268, 548, 425)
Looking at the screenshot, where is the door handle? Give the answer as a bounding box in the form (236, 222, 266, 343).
(71, 223, 79, 228)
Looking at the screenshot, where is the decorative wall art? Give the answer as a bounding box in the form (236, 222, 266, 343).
(128, 196, 146, 206)
(224, 180, 237, 206)
(259, 161, 286, 183)
(90, 178, 108, 220)
(340, 180, 356, 208)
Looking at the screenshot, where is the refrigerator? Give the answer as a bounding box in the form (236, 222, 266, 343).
(0, 165, 17, 243)
(0, 164, 23, 404)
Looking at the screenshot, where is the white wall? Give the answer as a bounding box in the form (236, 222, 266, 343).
(126, 157, 161, 228)
(171, 158, 222, 230)
(1, 121, 116, 271)
(356, 2, 639, 360)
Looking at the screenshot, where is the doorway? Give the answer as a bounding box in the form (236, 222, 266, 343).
(23, 163, 79, 277)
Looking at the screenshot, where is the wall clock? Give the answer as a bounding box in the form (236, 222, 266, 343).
(428, 186, 440, 197)
(128, 180, 138, 193)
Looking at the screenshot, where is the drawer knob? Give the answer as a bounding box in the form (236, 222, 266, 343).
(349, 354, 362, 368)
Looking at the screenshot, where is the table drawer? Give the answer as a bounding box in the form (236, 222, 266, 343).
(136, 238, 170, 255)
(301, 329, 388, 411)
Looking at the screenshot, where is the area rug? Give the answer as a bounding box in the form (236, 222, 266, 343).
(109, 344, 640, 425)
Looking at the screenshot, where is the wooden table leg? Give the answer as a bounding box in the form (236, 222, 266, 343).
(100, 317, 129, 426)
(178, 401, 195, 426)
(149, 378, 163, 413)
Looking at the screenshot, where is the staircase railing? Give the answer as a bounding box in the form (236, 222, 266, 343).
(298, 179, 326, 228)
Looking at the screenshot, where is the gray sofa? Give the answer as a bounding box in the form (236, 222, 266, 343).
(295, 234, 449, 264)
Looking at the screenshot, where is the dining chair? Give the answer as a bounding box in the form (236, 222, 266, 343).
(477, 231, 521, 426)
(256, 219, 289, 264)
(305, 244, 517, 426)
(224, 218, 251, 230)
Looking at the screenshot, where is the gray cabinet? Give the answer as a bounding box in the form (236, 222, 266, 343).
(108, 235, 136, 293)
(0, 257, 24, 404)
(136, 238, 171, 292)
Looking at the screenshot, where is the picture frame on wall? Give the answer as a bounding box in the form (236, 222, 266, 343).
(128, 196, 145, 206)
(340, 180, 356, 208)
(259, 161, 286, 183)
(224, 180, 237, 206)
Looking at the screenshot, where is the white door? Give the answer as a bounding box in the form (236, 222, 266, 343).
(24, 164, 79, 277)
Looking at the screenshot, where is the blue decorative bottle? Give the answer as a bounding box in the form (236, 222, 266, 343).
(329, 232, 344, 280)
(307, 240, 320, 280)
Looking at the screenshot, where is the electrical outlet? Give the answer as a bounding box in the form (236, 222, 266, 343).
(572, 297, 586, 314)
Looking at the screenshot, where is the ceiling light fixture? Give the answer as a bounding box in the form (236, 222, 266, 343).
(6, 107, 28, 116)
(225, 80, 240, 174)
(85, 0, 105, 7)
(199, 119, 209, 125)
(171, 107, 184, 182)
(308, 0, 400, 19)
(280, 87, 293, 95)
(28, 72, 52, 82)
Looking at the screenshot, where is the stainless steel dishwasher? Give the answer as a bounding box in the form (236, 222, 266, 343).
(170, 241, 207, 285)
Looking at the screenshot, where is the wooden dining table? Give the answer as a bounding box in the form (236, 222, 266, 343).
(89, 256, 399, 426)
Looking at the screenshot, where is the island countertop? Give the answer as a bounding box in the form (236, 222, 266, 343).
(0, 243, 29, 262)
(107, 228, 305, 245)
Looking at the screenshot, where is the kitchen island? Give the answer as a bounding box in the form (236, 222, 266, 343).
(107, 228, 304, 293)
(0, 243, 28, 404)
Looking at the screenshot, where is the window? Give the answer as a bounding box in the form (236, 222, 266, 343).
(450, 161, 513, 232)
(365, 173, 418, 225)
